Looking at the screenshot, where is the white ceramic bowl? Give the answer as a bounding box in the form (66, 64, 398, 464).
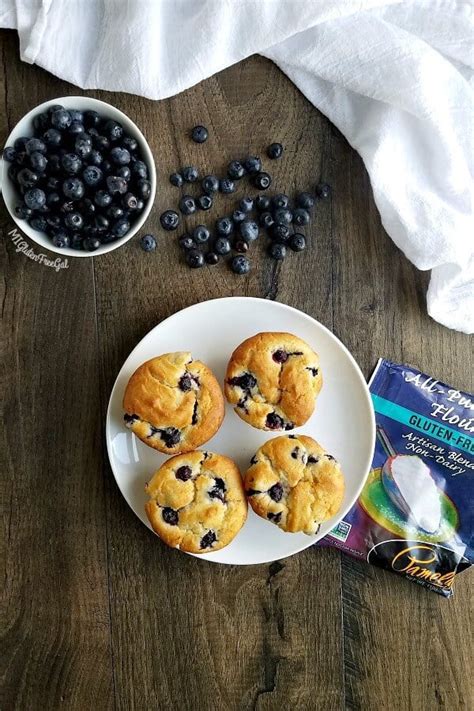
(1, 96, 156, 257)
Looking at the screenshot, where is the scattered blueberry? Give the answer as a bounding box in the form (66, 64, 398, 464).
(240, 219, 259, 242)
(270, 223, 290, 243)
(202, 175, 219, 194)
(219, 178, 236, 194)
(293, 208, 310, 226)
(182, 166, 199, 183)
(196, 194, 213, 211)
(140, 234, 157, 252)
(243, 156, 262, 174)
(179, 195, 197, 216)
(214, 236, 232, 255)
(272, 194, 290, 209)
(205, 251, 219, 265)
(232, 209, 246, 224)
(227, 160, 246, 180)
(216, 216, 233, 236)
(186, 249, 205, 268)
(191, 125, 208, 143)
(259, 211, 274, 229)
(316, 182, 331, 199)
(289, 233, 306, 252)
(296, 192, 315, 209)
(240, 196, 254, 213)
(193, 225, 210, 244)
(160, 210, 180, 231)
(267, 142, 283, 160)
(256, 195, 271, 211)
(170, 172, 183, 187)
(231, 255, 250, 275)
(268, 242, 287, 260)
(252, 171, 272, 190)
(179, 235, 196, 250)
(274, 208, 293, 225)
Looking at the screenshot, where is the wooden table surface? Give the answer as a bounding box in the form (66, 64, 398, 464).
(2, 31, 473, 711)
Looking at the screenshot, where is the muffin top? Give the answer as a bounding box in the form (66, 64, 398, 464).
(123, 352, 224, 454)
(225, 332, 322, 431)
(145, 450, 248, 553)
(244, 435, 344, 534)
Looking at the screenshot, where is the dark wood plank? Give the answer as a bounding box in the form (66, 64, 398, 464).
(329, 124, 474, 711)
(1, 31, 114, 711)
(92, 56, 344, 711)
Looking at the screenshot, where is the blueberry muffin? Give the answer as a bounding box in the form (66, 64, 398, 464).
(123, 352, 224, 454)
(244, 435, 344, 534)
(145, 451, 248, 553)
(225, 332, 322, 431)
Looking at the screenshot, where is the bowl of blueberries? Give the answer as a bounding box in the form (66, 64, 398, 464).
(1, 96, 156, 256)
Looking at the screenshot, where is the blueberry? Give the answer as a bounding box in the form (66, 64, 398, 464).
(46, 192, 61, 209)
(256, 195, 271, 211)
(234, 240, 249, 253)
(69, 109, 84, 123)
(268, 242, 286, 260)
(13, 137, 29, 152)
(191, 125, 208, 143)
(136, 199, 145, 212)
(84, 110, 101, 128)
(196, 194, 212, 211)
(112, 219, 130, 238)
(130, 160, 147, 180)
(216, 216, 233, 236)
(48, 154, 62, 173)
(83, 236, 101, 251)
(266, 413, 284, 431)
(29, 152, 48, 172)
(270, 223, 290, 244)
(170, 172, 183, 187)
(268, 482, 283, 501)
(8, 164, 19, 183)
(292, 208, 310, 226)
(231, 255, 250, 275)
(209, 478, 226, 502)
(122, 192, 139, 210)
(62, 153, 82, 174)
(176, 465, 193, 481)
(136, 179, 151, 200)
(106, 175, 128, 194)
(273, 350, 288, 363)
(95, 215, 110, 232)
(17, 168, 38, 188)
(272, 194, 290, 209)
(219, 178, 236, 194)
(179, 195, 197, 216)
(51, 108, 72, 130)
(214, 236, 231, 255)
(104, 119, 123, 141)
(228, 373, 256, 389)
(140, 234, 157, 252)
(3, 146, 16, 162)
(316, 183, 331, 199)
(24, 188, 46, 210)
(64, 212, 84, 230)
(94, 190, 112, 208)
(202, 175, 219, 193)
(232, 210, 246, 224)
(122, 136, 138, 152)
(186, 249, 205, 268)
(111, 146, 131, 165)
(227, 160, 246, 180)
(267, 512, 282, 523)
(243, 156, 262, 174)
(259, 211, 274, 229)
(179, 235, 196, 250)
(296, 192, 315, 209)
(205, 251, 219, 265)
(68, 121, 85, 137)
(200, 530, 217, 549)
(32, 112, 49, 133)
(101, 160, 112, 174)
(289, 233, 306, 252)
(52, 230, 70, 249)
(274, 208, 293, 225)
(193, 225, 210, 244)
(87, 127, 99, 138)
(94, 135, 110, 152)
(70, 234, 84, 250)
(46, 214, 62, 229)
(107, 205, 124, 220)
(87, 150, 102, 167)
(240, 219, 258, 242)
(251, 172, 271, 190)
(43, 128, 62, 147)
(83, 166, 103, 186)
(117, 166, 131, 180)
(182, 166, 199, 183)
(75, 134, 92, 158)
(63, 178, 85, 200)
(25, 138, 46, 155)
(29, 215, 48, 231)
(14, 204, 33, 220)
(267, 142, 283, 159)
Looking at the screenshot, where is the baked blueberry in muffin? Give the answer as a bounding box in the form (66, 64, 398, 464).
(244, 435, 344, 534)
(123, 352, 224, 454)
(145, 451, 248, 553)
(225, 332, 322, 431)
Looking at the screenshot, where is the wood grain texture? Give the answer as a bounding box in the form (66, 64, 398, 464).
(1, 29, 472, 711)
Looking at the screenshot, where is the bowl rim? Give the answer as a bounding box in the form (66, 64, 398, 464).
(1, 95, 156, 258)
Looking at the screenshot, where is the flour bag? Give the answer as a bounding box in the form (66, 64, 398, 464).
(321, 359, 474, 597)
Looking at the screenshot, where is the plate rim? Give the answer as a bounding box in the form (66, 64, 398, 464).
(106, 296, 376, 565)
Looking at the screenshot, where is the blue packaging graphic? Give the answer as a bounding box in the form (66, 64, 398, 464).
(321, 359, 473, 597)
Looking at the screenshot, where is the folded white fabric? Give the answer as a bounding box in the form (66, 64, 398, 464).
(2, 0, 473, 333)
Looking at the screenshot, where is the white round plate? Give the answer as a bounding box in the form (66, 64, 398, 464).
(106, 297, 375, 565)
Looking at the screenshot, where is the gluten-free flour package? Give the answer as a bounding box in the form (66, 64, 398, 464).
(321, 359, 473, 597)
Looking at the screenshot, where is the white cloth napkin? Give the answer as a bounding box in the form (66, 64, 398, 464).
(2, 0, 473, 333)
